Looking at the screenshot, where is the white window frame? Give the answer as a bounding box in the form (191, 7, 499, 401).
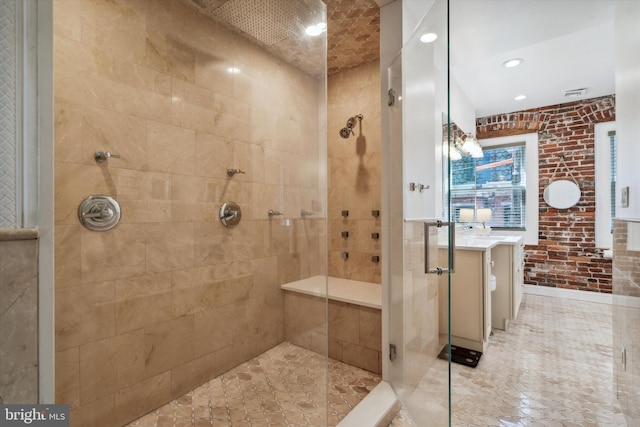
(595, 121, 616, 249)
(478, 133, 539, 245)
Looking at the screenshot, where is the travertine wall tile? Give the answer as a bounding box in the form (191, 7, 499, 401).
(169, 353, 215, 398)
(55, 281, 116, 351)
(79, 330, 145, 404)
(327, 61, 381, 284)
(55, 347, 80, 409)
(285, 294, 381, 374)
(115, 274, 173, 333)
(53, 0, 326, 424)
(342, 341, 380, 373)
(359, 306, 382, 351)
(0, 239, 38, 403)
(69, 394, 115, 427)
(115, 372, 172, 426)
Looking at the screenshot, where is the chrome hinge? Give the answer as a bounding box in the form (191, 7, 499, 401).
(388, 88, 395, 106)
(389, 343, 397, 362)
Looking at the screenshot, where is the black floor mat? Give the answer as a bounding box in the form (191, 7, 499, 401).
(437, 344, 482, 368)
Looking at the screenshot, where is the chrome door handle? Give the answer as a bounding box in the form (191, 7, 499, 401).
(424, 220, 455, 275)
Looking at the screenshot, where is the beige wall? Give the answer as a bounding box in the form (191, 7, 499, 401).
(53, 0, 325, 425)
(328, 61, 382, 283)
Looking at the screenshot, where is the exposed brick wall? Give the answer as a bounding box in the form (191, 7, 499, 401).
(476, 95, 615, 293)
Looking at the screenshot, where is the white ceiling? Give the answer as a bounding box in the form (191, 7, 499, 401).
(450, 0, 616, 117)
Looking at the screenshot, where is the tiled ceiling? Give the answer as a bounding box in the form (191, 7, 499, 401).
(325, 0, 380, 75)
(179, 0, 380, 77)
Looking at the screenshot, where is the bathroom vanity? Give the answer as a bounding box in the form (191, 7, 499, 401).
(490, 236, 525, 330)
(438, 234, 524, 353)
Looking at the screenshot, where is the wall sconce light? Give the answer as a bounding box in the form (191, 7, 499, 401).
(461, 134, 484, 158)
(450, 145, 463, 161)
(449, 134, 483, 159)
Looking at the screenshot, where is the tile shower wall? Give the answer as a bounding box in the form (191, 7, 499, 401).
(477, 96, 615, 293)
(612, 219, 640, 424)
(53, 1, 325, 426)
(0, 233, 39, 404)
(328, 61, 381, 283)
(283, 292, 382, 374)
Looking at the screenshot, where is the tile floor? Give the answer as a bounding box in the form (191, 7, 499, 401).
(126, 342, 381, 427)
(392, 294, 627, 426)
(128, 294, 627, 427)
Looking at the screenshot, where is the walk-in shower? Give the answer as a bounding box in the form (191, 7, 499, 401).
(339, 114, 364, 138)
(52, 0, 338, 425)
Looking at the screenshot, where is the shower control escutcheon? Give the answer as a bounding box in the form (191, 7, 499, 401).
(78, 195, 121, 231)
(219, 201, 242, 227)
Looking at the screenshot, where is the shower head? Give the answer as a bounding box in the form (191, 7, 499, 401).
(339, 128, 353, 139)
(346, 114, 364, 130)
(340, 114, 364, 139)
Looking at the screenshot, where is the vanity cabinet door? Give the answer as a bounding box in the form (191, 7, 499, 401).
(439, 249, 485, 351)
(512, 241, 525, 319)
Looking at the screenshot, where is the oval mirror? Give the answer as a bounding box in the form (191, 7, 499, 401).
(543, 180, 581, 209)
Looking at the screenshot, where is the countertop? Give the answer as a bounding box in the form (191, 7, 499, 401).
(439, 234, 523, 251)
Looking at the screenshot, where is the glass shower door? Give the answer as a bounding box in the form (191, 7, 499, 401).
(386, 0, 453, 425)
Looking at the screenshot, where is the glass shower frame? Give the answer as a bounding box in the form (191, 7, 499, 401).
(386, 0, 454, 425)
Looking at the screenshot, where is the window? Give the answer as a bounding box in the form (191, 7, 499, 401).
(451, 144, 526, 228)
(445, 132, 538, 244)
(595, 122, 616, 249)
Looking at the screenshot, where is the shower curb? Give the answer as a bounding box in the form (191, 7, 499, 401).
(337, 381, 400, 427)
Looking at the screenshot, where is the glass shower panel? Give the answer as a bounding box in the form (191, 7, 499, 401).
(612, 219, 640, 425)
(387, 0, 451, 425)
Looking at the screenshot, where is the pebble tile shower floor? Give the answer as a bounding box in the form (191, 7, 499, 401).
(128, 294, 625, 426)
(126, 342, 380, 427)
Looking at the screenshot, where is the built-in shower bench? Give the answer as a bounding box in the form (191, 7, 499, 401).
(281, 275, 382, 374)
(281, 275, 381, 308)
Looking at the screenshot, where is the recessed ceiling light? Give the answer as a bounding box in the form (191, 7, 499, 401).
(227, 67, 241, 74)
(514, 94, 526, 101)
(502, 58, 523, 68)
(305, 22, 326, 36)
(420, 33, 438, 43)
